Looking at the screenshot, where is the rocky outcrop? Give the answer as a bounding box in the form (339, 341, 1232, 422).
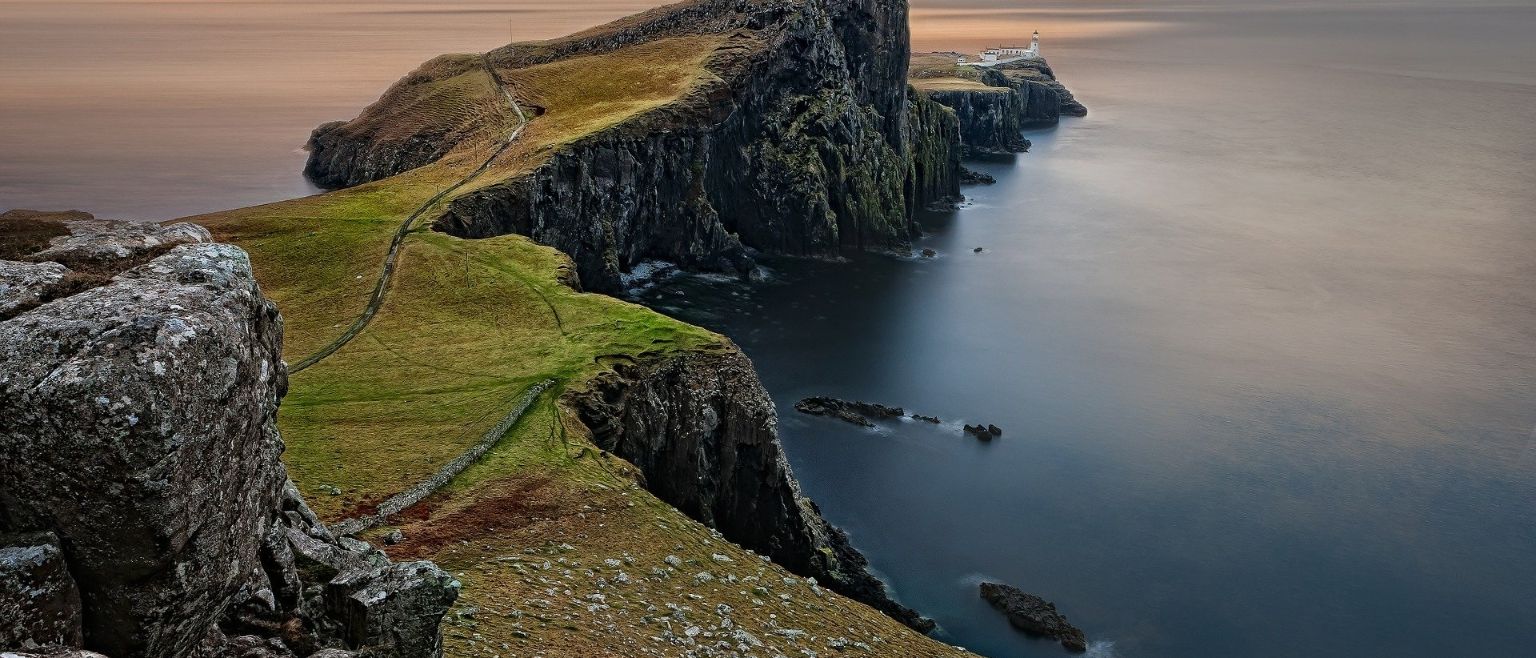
(911, 55, 1085, 150)
(794, 396, 904, 427)
(979, 582, 1087, 653)
(0, 261, 70, 319)
(567, 347, 935, 633)
(989, 59, 1088, 127)
(920, 86, 1029, 155)
(303, 54, 504, 189)
(0, 221, 455, 658)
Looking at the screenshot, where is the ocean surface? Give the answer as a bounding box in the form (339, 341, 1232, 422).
(5, 2, 1535, 657)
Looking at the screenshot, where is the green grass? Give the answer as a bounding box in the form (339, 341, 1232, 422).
(911, 77, 1010, 93)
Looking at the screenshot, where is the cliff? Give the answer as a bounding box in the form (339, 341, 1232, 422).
(304, 0, 953, 292)
(1, 215, 455, 658)
(568, 347, 932, 631)
(909, 52, 1086, 154)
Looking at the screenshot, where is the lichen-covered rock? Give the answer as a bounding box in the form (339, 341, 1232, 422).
(324, 562, 457, 658)
(0, 532, 83, 650)
(906, 89, 963, 208)
(568, 346, 935, 633)
(0, 261, 69, 318)
(0, 242, 286, 658)
(1, 225, 455, 658)
(26, 218, 211, 268)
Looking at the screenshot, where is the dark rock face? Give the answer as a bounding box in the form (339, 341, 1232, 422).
(0, 222, 455, 658)
(567, 348, 935, 633)
(0, 532, 83, 650)
(979, 582, 1087, 653)
(922, 87, 1030, 155)
(905, 88, 964, 209)
(990, 59, 1088, 127)
(960, 166, 996, 185)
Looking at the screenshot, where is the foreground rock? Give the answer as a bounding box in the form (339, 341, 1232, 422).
(570, 352, 936, 633)
(0, 220, 455, 657)
(979, 582, 1087, 653)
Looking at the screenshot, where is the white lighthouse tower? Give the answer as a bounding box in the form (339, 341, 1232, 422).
(1027, 30, 1040, 58)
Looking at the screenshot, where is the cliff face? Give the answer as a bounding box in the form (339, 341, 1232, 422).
(987, 59, 1088, 127)
(909, 54, 1086, 153)
(921, 86, 1029, 155)
(905, 88, 963, 208)
(566, 346, 934, 632)
(0, 217, 455, 658)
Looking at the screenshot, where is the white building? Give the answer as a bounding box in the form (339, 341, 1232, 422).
(978, 30, 1040, 64)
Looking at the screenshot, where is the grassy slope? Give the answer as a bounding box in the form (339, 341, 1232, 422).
(189, 33, 969, 658)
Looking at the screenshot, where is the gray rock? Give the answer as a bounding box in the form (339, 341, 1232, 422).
(325, 562, 459, 658)
(0, 261, 70, 318)
(0, 531, 83, 649)
(1, 237, 455, 658)
(0, 243, 286, 658)
(27, 220, 211, 268)
(1, 650, 109, 658)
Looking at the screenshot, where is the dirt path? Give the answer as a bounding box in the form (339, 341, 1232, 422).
(290, 57, 529, 374)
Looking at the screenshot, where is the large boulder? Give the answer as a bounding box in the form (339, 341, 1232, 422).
(0, 242, 288, 658)
(0, 220, 456, 658)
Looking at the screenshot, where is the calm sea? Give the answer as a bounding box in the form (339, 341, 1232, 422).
(5, 2, 1535, 657)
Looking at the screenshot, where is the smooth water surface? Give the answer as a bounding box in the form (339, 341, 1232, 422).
(640, 3, 1536, 657)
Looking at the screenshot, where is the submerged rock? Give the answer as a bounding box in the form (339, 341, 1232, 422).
(978, 582, 1087, 653)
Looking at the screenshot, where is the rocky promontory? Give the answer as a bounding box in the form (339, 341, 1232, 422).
(1, 216, 456, 657)
(909, 52, 1086, 155)
(304, 0, 962, 292)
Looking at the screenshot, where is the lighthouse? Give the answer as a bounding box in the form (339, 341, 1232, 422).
(1027, 30, 1040, 57)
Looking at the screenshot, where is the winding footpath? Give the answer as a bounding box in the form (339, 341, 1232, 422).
(284, 57, 554, 535)
(290, 56, 529, 374)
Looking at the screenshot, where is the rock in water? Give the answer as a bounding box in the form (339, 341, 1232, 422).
(0, 221, 455, 658)
(794, 396, 906, 427)
(978, 582, 1087, 653)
